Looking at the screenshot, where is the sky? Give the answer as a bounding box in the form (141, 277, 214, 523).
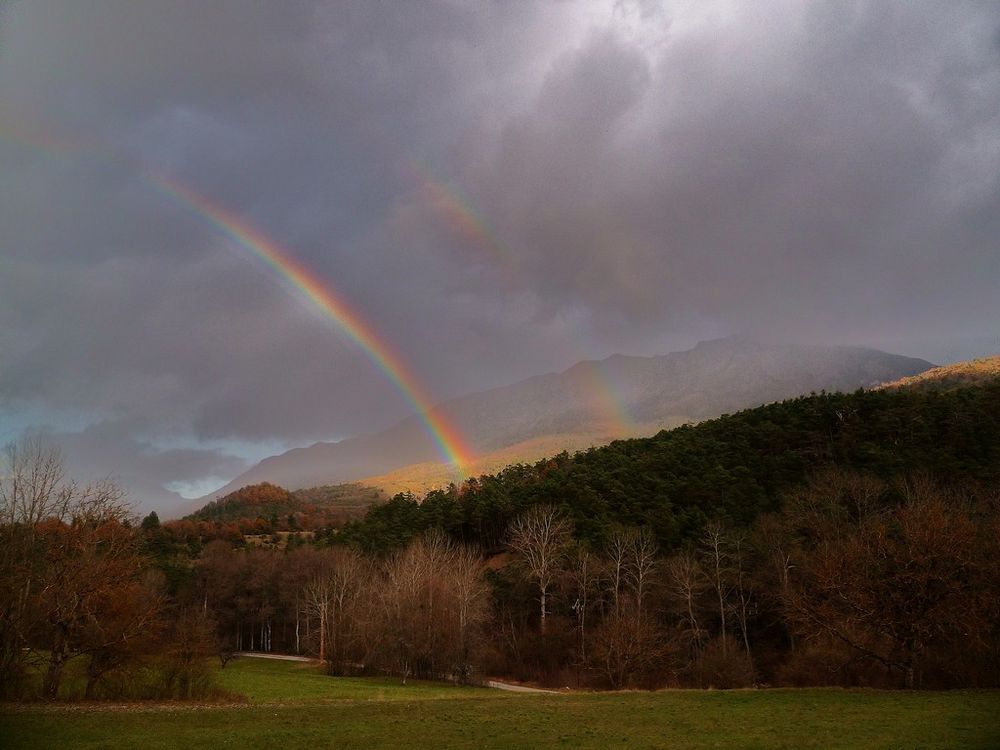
(1, 1, 998, 509)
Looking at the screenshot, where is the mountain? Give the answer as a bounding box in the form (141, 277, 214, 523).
(197, 337, 932, 504)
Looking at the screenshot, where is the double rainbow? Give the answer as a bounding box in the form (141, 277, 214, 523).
(0, 117, 473, 473)
(3, 109, 639, 468)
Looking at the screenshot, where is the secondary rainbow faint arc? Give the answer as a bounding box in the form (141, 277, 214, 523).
(407, 160, 515, 279)
(149, 171, 474, 473)
(407, 161, 636, 435)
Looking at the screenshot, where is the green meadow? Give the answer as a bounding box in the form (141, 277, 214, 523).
(2, 657, 998, 750)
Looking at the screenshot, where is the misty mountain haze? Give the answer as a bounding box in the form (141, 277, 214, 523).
(194, 337, 931, 510)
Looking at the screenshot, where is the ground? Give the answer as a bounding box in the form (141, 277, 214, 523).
(2, 657, 998, 749)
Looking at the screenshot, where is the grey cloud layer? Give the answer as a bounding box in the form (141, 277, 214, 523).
(467, 3, 1000, 339)
(1, 1, 998, 504)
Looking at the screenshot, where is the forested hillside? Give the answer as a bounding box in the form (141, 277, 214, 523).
(341, 381, 1000, 553)
(187, 482, 384, 528)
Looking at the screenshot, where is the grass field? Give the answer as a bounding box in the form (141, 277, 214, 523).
(2, 657, 998, 749)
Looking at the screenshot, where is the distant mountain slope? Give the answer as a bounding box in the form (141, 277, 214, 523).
(878, 355, 1000, 391)
(199, 337, 932, 501)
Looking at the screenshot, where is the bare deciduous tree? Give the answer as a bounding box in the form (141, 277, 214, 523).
(305, 574, 333, 664)
(626, 527, 658, 618)
(753, 514, 796, 651)
(449, 544, 489, 683)
(605, 529, 629, 615)
(507, 506, 572, 634)
(593, 599, 667, 689)
(666, 550, 708, 651)
(729, 531, 755, 664)
(0, 438, 68, 698)
(701, 521, 733, 656)
(566, 545, 599, 665)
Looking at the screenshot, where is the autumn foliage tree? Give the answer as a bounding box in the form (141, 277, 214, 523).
(0, 438, 162, 700)
(782, 472, 1000, 688)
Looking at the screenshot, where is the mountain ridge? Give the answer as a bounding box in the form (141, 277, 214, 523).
(193, 337, 932, 508)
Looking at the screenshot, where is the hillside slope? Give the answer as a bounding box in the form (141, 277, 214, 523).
(879, 355, 1000, 391)
(186, 482, 385, 525)
(341, 379, 1000, 553)
(200, 337, 932, 502)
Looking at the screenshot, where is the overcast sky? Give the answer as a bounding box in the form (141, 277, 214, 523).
(1, 1, 998, 507)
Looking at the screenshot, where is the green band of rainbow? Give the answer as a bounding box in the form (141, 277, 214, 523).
(149, 172, 474, 473)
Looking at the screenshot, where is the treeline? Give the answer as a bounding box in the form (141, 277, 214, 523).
(134, 483, 382, 561)
(3, 382, 999, 699)
(179, 471, 1000, 690)
(195, 533, 489, 683)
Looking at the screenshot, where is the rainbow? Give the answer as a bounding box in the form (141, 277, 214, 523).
(575, 359, 635, 435)
(0, 110, 82, 155)
(407, 162, 636, 436)
(406, 161, 516, 279)
(0, 107, 478, 472)
(147, 172, 474, 472)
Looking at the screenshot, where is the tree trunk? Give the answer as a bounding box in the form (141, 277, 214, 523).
(84, 668, 100, 700)
(42, 652, 65, 700)
(540, 585, 548, 635)
(318, 603, 327, 663)
(904, 639, 923, 689)
(716, 578, 727, 654)
(84, 653, 114, 700)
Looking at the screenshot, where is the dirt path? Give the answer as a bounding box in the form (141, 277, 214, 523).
(234, 652, 317, 663)
(485, 680, 558, 694)
(234, 653, 556, 693)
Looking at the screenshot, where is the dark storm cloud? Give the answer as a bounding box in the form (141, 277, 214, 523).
(463, 2, 1000, 347)
(1, 1, 998, 504)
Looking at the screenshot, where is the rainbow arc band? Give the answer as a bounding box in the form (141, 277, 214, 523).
(149, 173, 474, 474)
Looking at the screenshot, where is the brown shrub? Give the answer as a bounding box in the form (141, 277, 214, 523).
(692, 636, 754, 689)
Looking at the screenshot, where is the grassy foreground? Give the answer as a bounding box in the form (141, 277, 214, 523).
(2, 658, 998, 750)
